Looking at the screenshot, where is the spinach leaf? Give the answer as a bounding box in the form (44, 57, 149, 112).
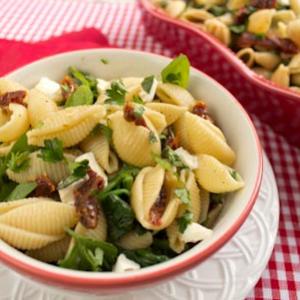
(59, 229, 118, 271)
(0, 181, 17, 202)
(122, 248, 169, 267)
(38, 138, 64, 163)
(161, 54, 190, 88)
(65, 85, 94, 107)
(177, 211, 193, 233)
(58, 160, 89, 189)
(9, 134, 36, 154)
(141, 75, 155, 93)
(6, 182, 37, 201)
(101, 194, 135, 241)
(105, 81, 127, 105)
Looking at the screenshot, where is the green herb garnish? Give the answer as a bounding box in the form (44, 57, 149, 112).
(105, 81, 127, 105)
(208, 5, 227, 16)
(174, 188, 190, 205)
(100, 58, 109, 64)
(177, 211, 193, 233)
(39, 138, 64, 163)
(229, 24, 246, 34)
(92, 124, 113, 141)
(132, 95, 144, 104)
(141, 75, 155, 93)
(7, 151, 30, 173)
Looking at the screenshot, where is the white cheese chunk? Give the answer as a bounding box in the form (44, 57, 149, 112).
(139, 77, 158, 102)
(112, 254, 141, 273)
(97, 79, 111, 94)
(174, 147, 198, 170)
(58, 152, 107, 205)
(181, 222, 213, 243)
(278, 0, 290, 6)
(35, 77, 62, 102)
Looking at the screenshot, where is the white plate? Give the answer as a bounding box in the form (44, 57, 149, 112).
(0, 153, 278, 300)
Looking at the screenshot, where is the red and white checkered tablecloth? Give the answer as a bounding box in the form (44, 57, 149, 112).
(0, 0, 299, 299)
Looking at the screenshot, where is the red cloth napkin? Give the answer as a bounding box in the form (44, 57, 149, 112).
(0, 28, 110, 76)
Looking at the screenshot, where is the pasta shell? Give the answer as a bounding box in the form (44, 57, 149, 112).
(146, 102, 187, 126)
(236, 48, 255, 68)
(180, 8, 214, 29)
(0, 200, 78, 235)
(291, 0, 300, 15)
(217, 13, 234, 26)
(166, 222, 184, 253)
(26, 236, 71, 263)
(194, 0, 226, 7)
(27, 105, 106, 147)
(204, 19, 231, 46)
(253, 67, 272, 79)
(80, 132, 119, 174)
(165, 0, 186, 18)
(144, 108, 167, 134)
(274, 10, 296, 23)
(27, 88, 58, 128)
(174, 112, 235, 165)
(287, 19, 300, 48)
(7, 152, 73, 184)
(226, 0, 248, 10)
(131, 165, 180, 230)
(0, 103, 30, 143)
(199, 189, 210, 224)
(156, 83, 195, 108)
(291, 73, 300, 86)
(0, 198, 44, 215)
(0, 223, 63, 250)
(108, 111, 161, 167)
(194, 154, 244, 193)
(271, 64, 290, 88)
(247, 9, 276, 35)
(254, 52, 281, 71)
(0, 78, 28, 103)
(118, 231, 153, 250)
(0, 142, 13, 156)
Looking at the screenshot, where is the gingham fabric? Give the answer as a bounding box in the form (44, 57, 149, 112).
(0, 0, 299, 299)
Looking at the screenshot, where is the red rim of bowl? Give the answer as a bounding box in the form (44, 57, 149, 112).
(139, 0, 300, 104)
(0, 49, 263, 289)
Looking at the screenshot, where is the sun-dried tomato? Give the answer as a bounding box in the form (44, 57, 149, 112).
(61, 75, 77, 100)
(74, 169, 105, 229)
(166, 135, 180, 150)
(123, 102, 147, 128)
(0, 90, 27, 107)
(250, 0, 276, 9)
(271, 37, 299, 54)
(34, 176, 56, 197)
(149, 185, 168, 226)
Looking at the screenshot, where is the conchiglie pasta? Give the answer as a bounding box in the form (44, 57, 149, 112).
(156, 83, 195, 108)
(80, 132, 119, 174)
(247, 9, 276, 35)
(194, 154, 244, 193)
(180, 8, 214, 29)
(26, 236, 71, 263)
(0, 78, 28, 102)
(236, 48, 255, 67)
(254, 52, 281, 71)
(164, 0, 186, 18)
(0, 142, 13, 156)
(287, 19, 300, 48)
(131, 165, 180, 230)
(0, 200, 78, 235)
(226, 0, 248, 10)
(108, 111, 161, 167)
(0, 223, 63, 250)
(27, 105, 106, 147)
(27, 88, 58, 128)
(291, 0, 300, 15)
(174, 112, 235, 165)
(144, 108, 167, 134)
(118, 231, 153, 250)
(0, 198, 43, 215)
(271, 64, 290, 87)
(204, 18, 231, 46)
(166, 222, 184, 253)
(0, 103, 30, 143)
(146, 102, 187, 126)
(6, 152, 73, 184)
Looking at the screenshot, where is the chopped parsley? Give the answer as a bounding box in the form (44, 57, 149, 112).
(133, 105, 145, 118)
(208, 5, 227, 16)
(92, 124, 112, 141)
(149, 131, 158, 144)
(38, 138, 64, 163)
(174, 188, 190, 205)
(153, 154, 172, 171)
(229, 24, 246, 35)
(7, 151, 30, 173)
(132, 95, 144, 104)
(141, 75, 155, 93)
(177, 211, 193, 233)
(162, 146, 187, 169)
(100, 58, 109, 64)
(105, 81, 127, 105)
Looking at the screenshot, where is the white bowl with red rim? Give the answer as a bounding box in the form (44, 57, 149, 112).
(0, 49, 263, 294)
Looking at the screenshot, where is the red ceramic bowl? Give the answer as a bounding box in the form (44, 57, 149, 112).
(0, 49, 262, 294)
(139, 0, 300, 148)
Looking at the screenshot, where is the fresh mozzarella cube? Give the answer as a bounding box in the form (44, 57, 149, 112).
(113, 254, 141, 273)
(278, 0, 289, 5)
(58, 180, 83, 205)
(174, 147, 198, 170)
(35, 77, 62, 102)
(181, 222, 213, 243)
(139, 77, 158, 102)
(75, 152, 107, 186)
(97, 79, 111, 94)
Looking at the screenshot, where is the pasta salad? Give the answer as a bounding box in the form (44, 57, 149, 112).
(152, 0, 300, 92)
(0, 55, 244, 272)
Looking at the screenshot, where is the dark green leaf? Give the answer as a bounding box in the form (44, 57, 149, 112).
(141, 75, 155, 93)
(65, 85, 94, 107)
(9, 134, 36, 154)
(161, 54, 190, 88)
(101, 194, 135, 241)
(229, 24, 246, 34)
(122, 248, 169, 267)
(6, 182, 37, 201)
(208, 5, 227, 16)
(105, 81, 126, 105)
(59, 229, 118, 271)
(174, 188, 190, 204)
(177, 211, 193, 233)
(58, 160, 89, 189)
(68, 67, 97, 93)
(7, 151, 30, 173)
(38, 138, 64, 163)
(0, 181, 17, 202)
